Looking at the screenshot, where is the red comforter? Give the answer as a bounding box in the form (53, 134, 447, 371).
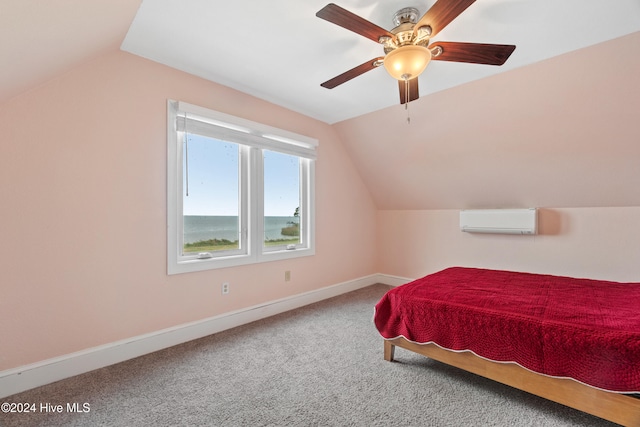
(374, 267, 640, 392)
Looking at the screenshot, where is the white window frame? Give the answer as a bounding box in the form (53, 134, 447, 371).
(167, 100, 316, 275)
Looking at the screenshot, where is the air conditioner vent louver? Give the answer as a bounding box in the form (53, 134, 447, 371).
(460, 208, 537, 235)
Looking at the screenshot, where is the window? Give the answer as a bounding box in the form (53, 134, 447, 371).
(167, 100, 316, 274)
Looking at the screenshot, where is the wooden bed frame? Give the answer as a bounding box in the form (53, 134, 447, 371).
(384, 337, 640, 426)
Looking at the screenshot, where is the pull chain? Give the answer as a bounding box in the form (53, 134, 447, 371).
(184, 113, 189, 197)
(404, 78, 411, 125)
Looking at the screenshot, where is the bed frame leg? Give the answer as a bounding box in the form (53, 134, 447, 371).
(384, 340, 395, 361)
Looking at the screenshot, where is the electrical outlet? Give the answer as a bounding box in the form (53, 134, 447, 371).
(285, 271, 291, 282)
(221, 282, 230, 295)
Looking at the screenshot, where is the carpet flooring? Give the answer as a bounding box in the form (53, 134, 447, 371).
(0, 284, 618, 426)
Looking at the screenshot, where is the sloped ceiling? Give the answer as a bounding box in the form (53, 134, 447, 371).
(333, 32, 640, 210)
(1, 1, 639, 211)
(0, 0, 141, 104)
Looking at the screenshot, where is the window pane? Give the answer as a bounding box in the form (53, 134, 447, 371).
(263, 150, 300, 247)
(182, 133, 240, 254)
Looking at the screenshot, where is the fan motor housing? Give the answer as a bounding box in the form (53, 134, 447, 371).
(392, 7, 419, 26)
(382, 7, 431, 53)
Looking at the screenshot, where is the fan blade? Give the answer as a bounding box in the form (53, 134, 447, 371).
(398, 78, 419, 104)
(316, 3, 395, 43)
(414, 0, 476, 39)
(431, 42, 516, 65)
(321, 57, 384, 89)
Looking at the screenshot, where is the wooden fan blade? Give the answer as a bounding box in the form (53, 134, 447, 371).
(398, 78, 419, 104)
(414, 0, 476, 39)
(316, 3, 395, 43)
(321, 57, 384, 89)
(431, 42, 516, 65)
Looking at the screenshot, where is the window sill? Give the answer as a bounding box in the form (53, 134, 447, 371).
(168, 247, 315, 275)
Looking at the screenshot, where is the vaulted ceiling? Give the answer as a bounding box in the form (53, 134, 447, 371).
(0, 1, 141, 104)
(121, 0, 640, 124)
(2, 1, 639, 210)
(2, 1, 640, 124)
(333, 31, 640, 209)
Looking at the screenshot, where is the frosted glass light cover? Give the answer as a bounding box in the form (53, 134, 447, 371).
(383, 45, 432, 80)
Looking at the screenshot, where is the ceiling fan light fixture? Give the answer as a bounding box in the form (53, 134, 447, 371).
(383, 45, 432, 81)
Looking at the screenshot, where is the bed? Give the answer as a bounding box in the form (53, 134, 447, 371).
(374, 267, 640, 426)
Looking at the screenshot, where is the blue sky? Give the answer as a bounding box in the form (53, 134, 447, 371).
(183, 134, 299, 217)
(263, 149, 300, 217)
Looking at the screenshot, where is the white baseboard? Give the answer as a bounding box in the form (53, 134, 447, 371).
(379, 273, 413, 287)
(0, 273, 405, 399)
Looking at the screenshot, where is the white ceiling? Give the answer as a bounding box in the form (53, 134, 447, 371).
(121, 0, 640, 124)
(1, 1, 639, 123)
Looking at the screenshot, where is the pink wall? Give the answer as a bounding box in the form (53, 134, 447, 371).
(3, 34, 639, 374)
(0, 51, 378, 370)
(378, 207, 640, 282)
(355, 34, 640, 286)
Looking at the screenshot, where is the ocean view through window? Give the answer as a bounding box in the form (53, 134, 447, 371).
(182, 133, 241, 253)
(182, 215, 300, 251)
(263, 149, 301, 250)
(167, 100, 317, 274)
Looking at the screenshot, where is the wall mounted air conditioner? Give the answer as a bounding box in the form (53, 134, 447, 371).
(460, 208, 538, 235)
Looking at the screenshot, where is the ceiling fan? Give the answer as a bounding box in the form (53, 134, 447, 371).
(316, 0, 516, 105)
